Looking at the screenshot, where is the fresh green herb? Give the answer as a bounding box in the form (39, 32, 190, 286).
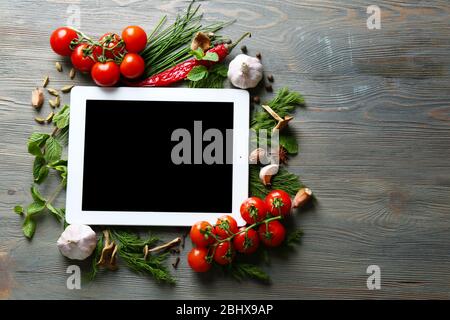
(187, 65, 208, 81)
(89, 232, 104, 281)
(22, 216, 36, 239)
(228, 263, 270, 282)
(110, 230, 175, 284)
(202, 52, 219, 62)
(53, 105, 70, 129)
(141, 2, 232, 77)
(251, 88, 305, 154)
(249, 165, 303, 199)
(14, 205, 24, 215)
(188, 64, 228, 88)
(279, 133, 298, 154)
(33, 156, 49, 183)
(285, 229, 303, 247)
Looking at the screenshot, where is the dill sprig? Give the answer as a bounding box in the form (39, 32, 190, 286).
(109, 230, 176, 284)
(251, 87, 305, 131)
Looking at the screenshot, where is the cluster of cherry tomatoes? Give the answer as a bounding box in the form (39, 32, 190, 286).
(188, 189, 292, 272)
(50, 26, 148, 86)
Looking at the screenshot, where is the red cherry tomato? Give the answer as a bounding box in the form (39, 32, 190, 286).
(233, 227, 260, 254)
(265, 190, 292, 217)
(99, 33, 124, 59)
(120, 53, 145, 79)
(91, 61, 120, 87)
(190, 221, 215, 248)
(70, 44, 96, 73)
(213, 241, 235, 265)
(91, 45, 104, 61)
(258, 220, 286, 247)
(122, 26, 147, 53)
(50, 27, 78, 56)
(240, 197, 268, 224)
(213, 215, 238, 240)
(187, 247, 211, 272)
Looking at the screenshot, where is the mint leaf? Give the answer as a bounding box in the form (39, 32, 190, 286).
(27, 202, 46, 216)
(22, 216, 36, 239)
(33, 156, 48, 184)
(187, 65, 208, 82)
(28, 133, 49, 157)
(53, 105, 70, 129)
(190, 47, 204, 60)
(44, 136, 62, 163)
(46, 203, 64, 222)
(202, 52, 219, 62)
(211, 63, 228, 77)
(30, 185, 46, 203)
(14, 205, 24, 215)
(279, 134, 298, 154)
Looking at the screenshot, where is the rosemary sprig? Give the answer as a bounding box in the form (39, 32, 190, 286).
(227, 263, 270, 282)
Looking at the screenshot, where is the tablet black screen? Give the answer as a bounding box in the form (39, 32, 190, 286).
(82, 99, 234, 213)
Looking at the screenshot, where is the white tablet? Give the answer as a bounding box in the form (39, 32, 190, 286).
(66, 87, 249, 226)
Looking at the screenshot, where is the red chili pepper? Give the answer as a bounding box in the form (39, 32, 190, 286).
(132, 32, 250, 87)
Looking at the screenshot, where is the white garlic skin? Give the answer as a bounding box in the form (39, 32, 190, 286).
(227, 54, 264, 89)
(57, 224, 97, 260)
(259, 164, 279, 180)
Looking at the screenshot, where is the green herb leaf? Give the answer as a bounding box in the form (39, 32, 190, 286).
(22, 216, 36, 239)
(46, 203, 64, 222)
(53, 105, 70, 129)
(30, 185, 46, 203)
(27, 202, 46, 216)
(286, 229, 303, 247)
(187, 65, 209, 82)
(229, 263, 270, 282)
(33, 156, 49, 184)
(190, 47, 204, 60)
(202, 52, 219, 62)
(279, 134, 298, 154)
(44, 136, 62, 163)
(28, 133, 49, 157)
(14, 205, 24, 215)
(249, 165, 303, 199)
(210, 63, 228, 77)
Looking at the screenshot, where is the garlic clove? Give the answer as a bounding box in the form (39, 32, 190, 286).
(31, 88, 44, 109)
(292, 187, 313, 208)
(259, 164, 279, 186)
(249, 148, 268, 164)
(57, 224, 97, 260)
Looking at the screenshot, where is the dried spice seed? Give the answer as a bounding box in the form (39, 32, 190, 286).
(31, 88, 44, 109)
(240, 45, 247, 53)
(256, 52, 262, 59)
(265, 84, 273, 92)
(61, 85, 74, 93)
(69, 68, 76, 79)
(252, 95, 260, 104)
(42, 75, 49, 88)
(45, 112, 54, 123)
(267, 74, 274, 82)
(47, 88, 59, 96)
(49, 96, 60, 108)
(34, 116, 46, 124)
(55, 62, 63, 72)
(224, 39, 232, 44)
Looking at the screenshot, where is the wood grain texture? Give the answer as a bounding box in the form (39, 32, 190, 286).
(1, 0, 450, 299)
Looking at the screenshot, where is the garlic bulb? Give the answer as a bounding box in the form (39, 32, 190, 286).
(57, 224, 97, 260)
(227, 54, 263, 89)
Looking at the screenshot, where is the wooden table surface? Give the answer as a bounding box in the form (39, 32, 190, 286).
(1, 0, 450, 300)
